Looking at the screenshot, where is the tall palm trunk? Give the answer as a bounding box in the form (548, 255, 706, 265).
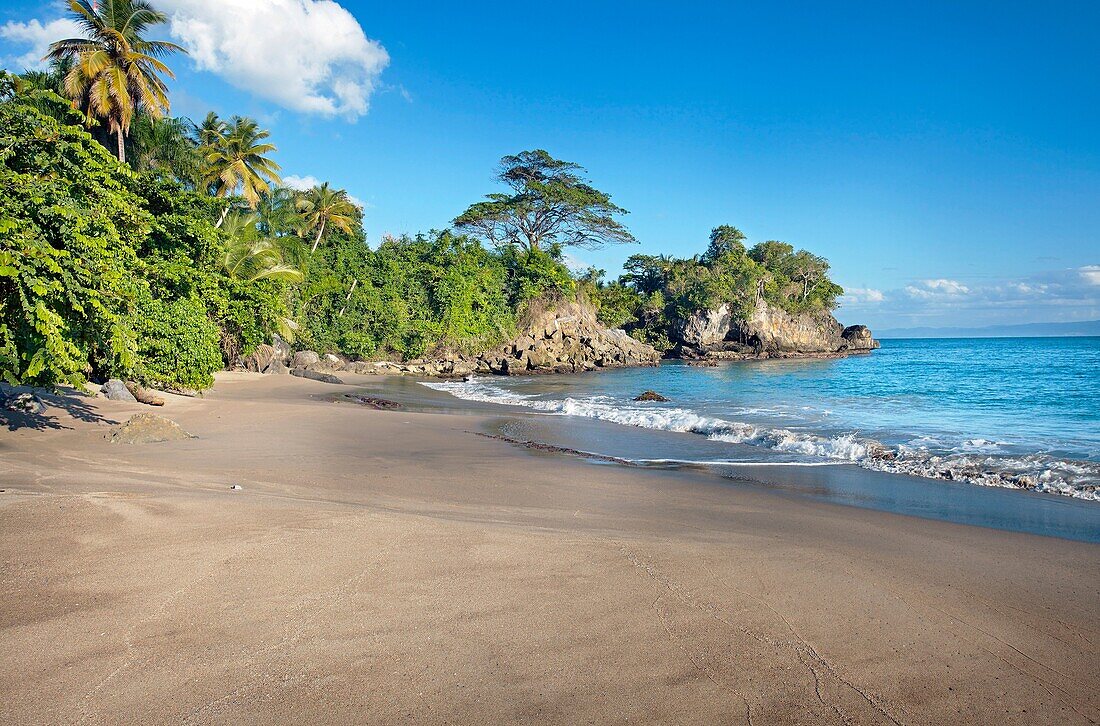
(311, 218, 326, 254)
(116, 127, 126, 164)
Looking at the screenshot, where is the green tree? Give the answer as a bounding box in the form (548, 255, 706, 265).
(702, 225, 747, 264)
(454, 149, 636, 252)
(295, 182, 358, 253)
(44, 0, 185, 163)
(202, 116, 281, 212)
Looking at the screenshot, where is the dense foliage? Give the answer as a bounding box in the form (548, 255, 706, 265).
(0, 85, 291, 389)
(2, 0, 847, 391)
(294, 230, 576, 361)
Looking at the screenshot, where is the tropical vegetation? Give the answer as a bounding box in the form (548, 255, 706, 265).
(0, 0, 844, 390)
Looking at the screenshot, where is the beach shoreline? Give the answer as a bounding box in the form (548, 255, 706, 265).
(2, 372, 1098, 724)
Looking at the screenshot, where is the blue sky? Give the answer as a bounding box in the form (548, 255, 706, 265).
(3, 0, 1098, 329)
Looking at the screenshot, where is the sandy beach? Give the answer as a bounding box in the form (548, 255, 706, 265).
(1, 373, 1098, 725)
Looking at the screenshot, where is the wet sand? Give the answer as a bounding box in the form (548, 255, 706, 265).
(1, 372, 1098, 724)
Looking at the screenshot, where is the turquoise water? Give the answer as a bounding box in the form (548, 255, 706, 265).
(426, 337, 1100, 501)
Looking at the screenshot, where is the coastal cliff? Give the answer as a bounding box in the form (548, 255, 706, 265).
(674, 301, 878, 357)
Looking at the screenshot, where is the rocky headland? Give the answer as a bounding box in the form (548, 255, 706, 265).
(673, 300, 879, 360)
(237, 298, 876, 380)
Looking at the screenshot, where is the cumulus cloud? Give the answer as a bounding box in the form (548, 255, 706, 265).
(0, 17, 82, 71)
(904, 279, 970, 299)
(1, 1, 387, 116)
(161, 0, 388, 118)
(282, 174, 322, 191)
(840, 266, 1100, 329)
(840, 287, 885, 304)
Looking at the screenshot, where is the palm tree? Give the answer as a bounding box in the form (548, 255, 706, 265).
(130, 114, 200, 184)
(202, 116, 282, 213)
(221, 212, 304, 283)
(44, 0, 185, 163)
(254, 186, 299, 239)
(195, 111, 227, 147)
(295, 182, 359, 254)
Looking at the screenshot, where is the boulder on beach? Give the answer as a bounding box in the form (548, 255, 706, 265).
(101, 379, 137, 402)
(292, 350, 321, 368)
(106, 413, 195, 444)
(3, 392, 47, 415)
(634, 390, 669, 402)
(291, 368, 345, 385)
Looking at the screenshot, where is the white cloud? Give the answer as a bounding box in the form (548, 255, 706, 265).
(0, 17, 82, 71)
(1, 1, 388, 116)
(841, 287, 885, 304)
(904, 279, 970, 300)
(282, 174, 322, 191)
(1080, 265, 1100, 286)
(283, 174, 364, 208)
(161, 0, 388, 117)
(924, 278, 970, 294)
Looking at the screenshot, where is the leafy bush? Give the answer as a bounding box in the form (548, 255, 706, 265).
(129, 293, 222, 389)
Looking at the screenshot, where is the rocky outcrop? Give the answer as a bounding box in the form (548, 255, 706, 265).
(675, 301, 878, 356)
(318, 300, 660, 378)
(841, 325, 877, 351)
(474, 301, 660, 376)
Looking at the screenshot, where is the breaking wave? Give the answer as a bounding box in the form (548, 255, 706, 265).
(422, 377, 1100, 502)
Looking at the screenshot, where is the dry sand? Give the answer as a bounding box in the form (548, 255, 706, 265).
(1, 372, 1097, 724)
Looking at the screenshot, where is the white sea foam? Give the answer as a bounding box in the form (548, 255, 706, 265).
(422, 378, 1100, 501)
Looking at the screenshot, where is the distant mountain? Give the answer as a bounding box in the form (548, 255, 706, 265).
(877, 320, 1100, 339)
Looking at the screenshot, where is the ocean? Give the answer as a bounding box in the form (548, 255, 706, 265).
(421, 337, 1100, 537)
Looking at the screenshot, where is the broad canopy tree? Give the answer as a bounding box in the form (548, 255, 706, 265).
(453, 149, 636, 252)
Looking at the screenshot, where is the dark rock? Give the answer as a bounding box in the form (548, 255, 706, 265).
(106, 413, 195, 444)
(290, 368, 345, 385)
(3, 392, 46, 415)
(841, 325, 879, 350)
(634, 390, 669, 402)
(343, 394, 402, 410)
(101, 379, 137, 402)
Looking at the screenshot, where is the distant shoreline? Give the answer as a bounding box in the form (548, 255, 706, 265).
(875, 320, 1100, 339)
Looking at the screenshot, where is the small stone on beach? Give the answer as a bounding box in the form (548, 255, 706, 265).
(634, 390, 670, 402)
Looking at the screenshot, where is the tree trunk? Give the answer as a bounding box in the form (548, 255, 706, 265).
(311, 218, 326, 254)
(116, 128, 126, 164)
(338, 279, 358, 317)
(215, 206, 230, 228)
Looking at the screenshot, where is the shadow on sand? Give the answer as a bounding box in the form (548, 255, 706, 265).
(0, 385, 118, 432)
